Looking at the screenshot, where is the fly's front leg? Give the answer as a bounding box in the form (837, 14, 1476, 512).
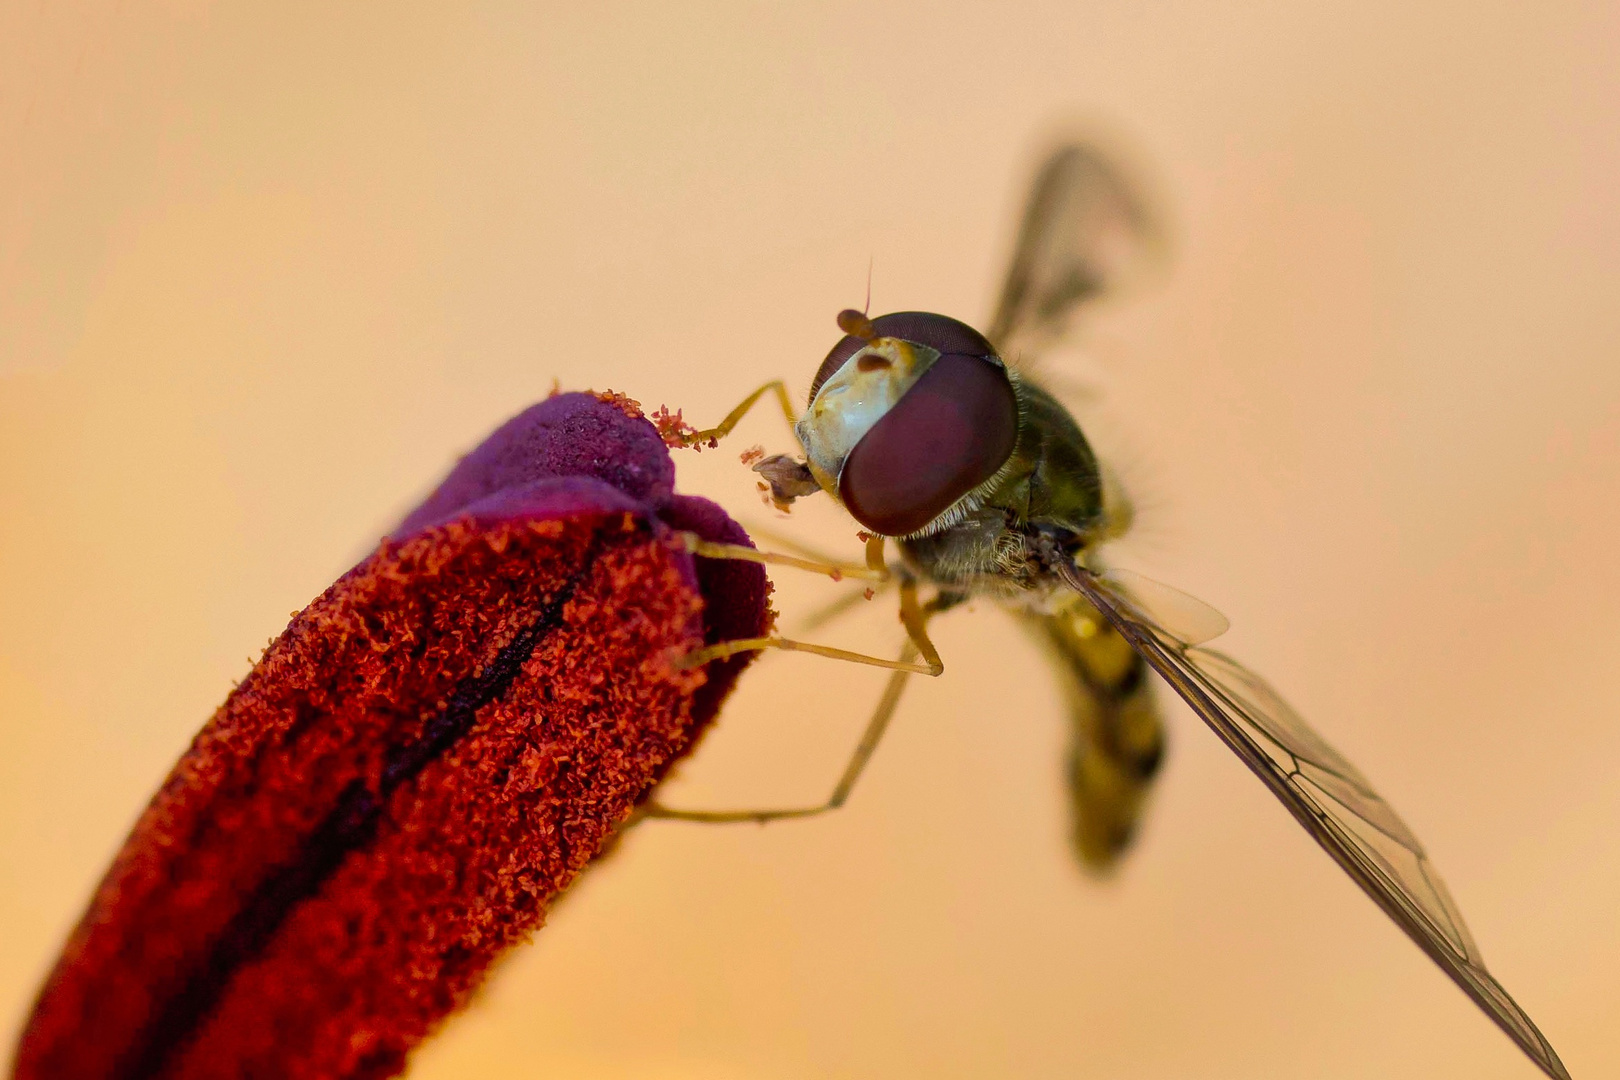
(670, 383, 822, 511)
(670, 380, 798, 449)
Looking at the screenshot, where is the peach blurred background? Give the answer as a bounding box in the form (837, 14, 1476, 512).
(4, 3, 1619, 1077)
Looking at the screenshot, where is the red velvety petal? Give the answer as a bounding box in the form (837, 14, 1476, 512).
(15, 400, 768, 1080)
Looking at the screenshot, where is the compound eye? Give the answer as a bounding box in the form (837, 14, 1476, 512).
(810, 311, 999, 400)
(839, 353, 1018, 536)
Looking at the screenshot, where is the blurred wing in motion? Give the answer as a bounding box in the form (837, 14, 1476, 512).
(987, 142, 1167, 367)
(1057, 562, 1571, 1080)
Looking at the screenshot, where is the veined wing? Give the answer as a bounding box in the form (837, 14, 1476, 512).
(986, 142, 1167, 369)
(1057, 562, 1570, 1080)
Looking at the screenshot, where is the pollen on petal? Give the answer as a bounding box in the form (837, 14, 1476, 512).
(14, 394, 767, 1080)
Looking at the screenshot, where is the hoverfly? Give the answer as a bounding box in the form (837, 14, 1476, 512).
(644, 143, 1570, 1079)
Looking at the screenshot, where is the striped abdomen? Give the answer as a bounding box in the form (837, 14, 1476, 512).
(1022, 592, 1165, 873)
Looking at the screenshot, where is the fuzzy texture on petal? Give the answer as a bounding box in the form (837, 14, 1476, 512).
(15, 394, 767, 1080)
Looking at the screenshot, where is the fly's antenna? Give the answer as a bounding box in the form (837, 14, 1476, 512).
(837, 259, 879, 341)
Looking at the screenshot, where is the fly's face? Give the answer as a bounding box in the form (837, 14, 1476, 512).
(796, 310, 1021, 538)
(795, 331, 936, 490)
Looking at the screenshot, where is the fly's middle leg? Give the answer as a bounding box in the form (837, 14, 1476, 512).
(673, 531, 884, 585)
(670, 533, 940, 677)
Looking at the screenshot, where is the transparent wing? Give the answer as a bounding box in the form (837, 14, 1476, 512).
(1097, 567, 1229, 646)
(1057, 562, 1570, 1080)
(987, 142, 1167, 369)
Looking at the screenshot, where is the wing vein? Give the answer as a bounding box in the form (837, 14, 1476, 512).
(1055, 562, 1570, 1080)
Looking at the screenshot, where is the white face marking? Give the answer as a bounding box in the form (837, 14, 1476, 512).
(795, 338, 940, 485)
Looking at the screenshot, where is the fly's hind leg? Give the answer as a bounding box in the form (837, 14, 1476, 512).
(642, 573, 947, 825)
(641, 641, 919, 825)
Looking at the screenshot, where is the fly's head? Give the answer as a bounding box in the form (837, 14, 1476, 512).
(768, 310, 1020, 538)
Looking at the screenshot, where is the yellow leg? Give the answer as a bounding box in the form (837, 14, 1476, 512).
(713, 525, 892, 631)
(898, 576, 944, 676)
(673, 634, 935, 675)
(675, 380, 799, 448)
(864, 533, 887, 575)
(672, 533, 940, 676)
(674, 531, 884, 583)
(642, 641, 921, 824)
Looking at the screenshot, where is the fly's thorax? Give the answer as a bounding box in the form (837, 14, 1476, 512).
(1012, 379, 1108, 535)
(798, 311, 1023, 539)
(898, 510, 1040, 598)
